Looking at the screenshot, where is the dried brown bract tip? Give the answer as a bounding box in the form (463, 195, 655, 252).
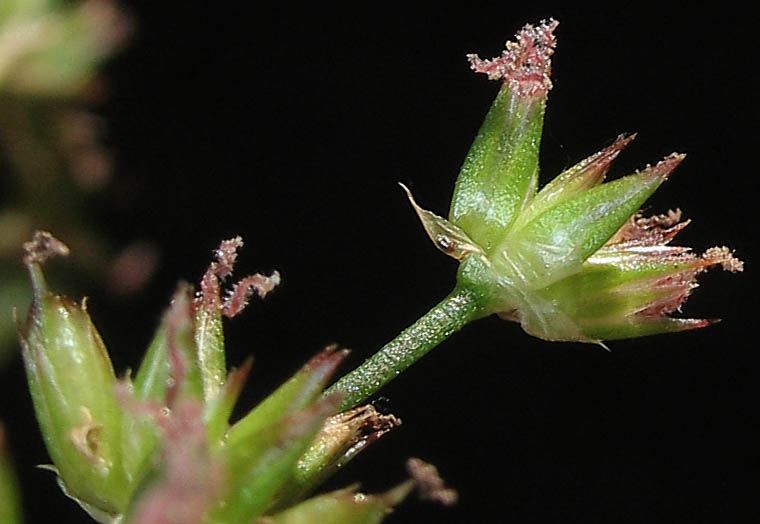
(639, 152, 685, 180)
(467, 19, 559, 97)
(324, 404, 401, 463)
(406, 457, 458, 506)
(22, 231, 70, 266)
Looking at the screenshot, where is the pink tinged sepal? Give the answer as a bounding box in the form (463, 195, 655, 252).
(528, 213, 744, 341)
(225, 345, 349, 449)
(195, 236, 280, 403)
(497, 153, 685, 290)
(513, 133, 637, 230)
(125, 400, 223, 524)
(133, 236, 279, 406)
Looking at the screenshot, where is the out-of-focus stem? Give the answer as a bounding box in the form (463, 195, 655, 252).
(0, 424, 23, 524)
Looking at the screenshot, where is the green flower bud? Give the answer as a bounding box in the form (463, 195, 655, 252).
(405, 21, 743, 343)
(17, 232, 128, 514)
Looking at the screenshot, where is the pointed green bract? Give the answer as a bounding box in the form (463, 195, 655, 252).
(212, 395, 341, 524)
(195, 301, 226, 403)
(513, 134, 635, 230)
(449, 85, 544, 252)
(133, 286, 205, 403)
(204, 358, 252, 444)
(538, 252, 695, 320)
(498, 160, 677, 289)
(133, 325, 169, 401)
(226, 347, 348, 448)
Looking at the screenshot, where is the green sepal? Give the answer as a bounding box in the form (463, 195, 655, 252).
(582, 317, 713, 341)
(132, 325, 169, 401)
(195, 304, 226, 403)
(204, 358, 252, 445)
(211, 395, 342, 524)
(449, 84, 545, 252)
(498, 158, 680, 289)
(225, 347, 348, 449)
(537, 252, 695, 321)
(126, 286, 206, 496)
(132, 285, 204, 403)
(262, 483, 414, 524)
(512, 134, 635, 231)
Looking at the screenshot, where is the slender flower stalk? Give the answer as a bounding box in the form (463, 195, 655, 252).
(326, 286, 487, 411)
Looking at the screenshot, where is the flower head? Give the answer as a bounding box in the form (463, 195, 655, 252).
(19, 231, 415, 523)
(405, 20, 742, 343)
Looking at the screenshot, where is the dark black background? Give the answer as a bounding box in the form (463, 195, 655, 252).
(2, 3, 755, 523)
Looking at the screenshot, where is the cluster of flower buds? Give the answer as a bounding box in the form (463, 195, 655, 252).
(405, 19, 742, 343)
(18, 231, 448, 524)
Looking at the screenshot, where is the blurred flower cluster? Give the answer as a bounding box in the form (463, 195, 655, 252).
(0, 0, 154, 362)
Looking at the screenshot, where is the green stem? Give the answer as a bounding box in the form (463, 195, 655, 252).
(325, 285, 488, 410)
